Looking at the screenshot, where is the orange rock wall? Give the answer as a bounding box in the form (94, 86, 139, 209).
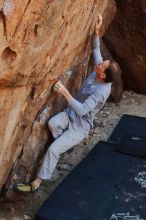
(0, 0, 116, 190)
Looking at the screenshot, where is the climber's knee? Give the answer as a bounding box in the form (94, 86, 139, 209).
(48, 117, 56, 130)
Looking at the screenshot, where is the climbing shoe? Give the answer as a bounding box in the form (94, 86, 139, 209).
(13, 183, 39, 193)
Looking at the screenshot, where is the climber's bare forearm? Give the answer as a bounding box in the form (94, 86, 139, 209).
(62, 89, 73, 102)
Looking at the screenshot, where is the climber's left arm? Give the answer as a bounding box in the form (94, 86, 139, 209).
(92, 14, 103, 66)
(53, 81, 104, 117)
(53, 81, 73, 102)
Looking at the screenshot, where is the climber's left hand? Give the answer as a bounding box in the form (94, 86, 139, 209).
(53, 81, 73, 102)
(94, 14, 103, 35)
(53, 81, 68, 95)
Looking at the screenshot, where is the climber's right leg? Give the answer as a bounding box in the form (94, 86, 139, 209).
(48, 111, 70, 139)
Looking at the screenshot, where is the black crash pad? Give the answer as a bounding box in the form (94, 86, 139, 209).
(72, 141, 136, 186)
(35, 141, 142, 220)
(108, 114, 146, 158)
(35, 173, 117, 220)
(114, 135, 146, 158)
(108, 158, 146, 219)
(35, 162, 146, 220)
(118, 158, 146, 195)
(104, 188, 146, 220)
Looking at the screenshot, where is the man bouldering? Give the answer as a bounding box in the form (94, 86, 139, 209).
(14, 15, 118, 193)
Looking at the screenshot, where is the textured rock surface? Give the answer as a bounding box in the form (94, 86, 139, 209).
(104, 0, 146, 95)
(0, 0, 116, 191)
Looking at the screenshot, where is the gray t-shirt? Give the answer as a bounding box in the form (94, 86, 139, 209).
(66, 37, 111, 130)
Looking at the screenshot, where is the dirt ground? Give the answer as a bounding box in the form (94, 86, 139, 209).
(0, 91, 146, 220)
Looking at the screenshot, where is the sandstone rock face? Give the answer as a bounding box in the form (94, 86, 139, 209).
(104, 0, 146, 95)
(0, 0, 116, 192)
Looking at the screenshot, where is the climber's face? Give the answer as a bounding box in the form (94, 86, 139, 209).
(94, 60, 110, 80)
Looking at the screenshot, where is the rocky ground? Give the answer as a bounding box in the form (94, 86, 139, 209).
(0, 91, 146, 220)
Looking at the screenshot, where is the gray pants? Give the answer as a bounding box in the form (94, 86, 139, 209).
(38, 112, 89, 180)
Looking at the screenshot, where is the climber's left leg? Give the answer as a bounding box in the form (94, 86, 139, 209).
(37, 121, 89, 180)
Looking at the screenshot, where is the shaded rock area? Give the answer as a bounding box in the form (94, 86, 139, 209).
(0, 91, 145, 219)
(104, 0, 146, 95)
(0, 0, 116, 192)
